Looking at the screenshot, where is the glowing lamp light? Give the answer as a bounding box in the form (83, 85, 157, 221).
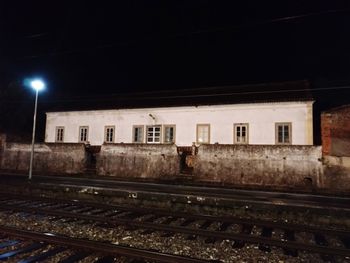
(30, 79, 45, 91)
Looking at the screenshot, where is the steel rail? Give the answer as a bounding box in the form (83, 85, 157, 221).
(0, 193, 348, 238)
(29, 175, 350, 210)
(0, 226, 210, 263)
(0, 203, 349, 257)
(2, 175, 349, 212)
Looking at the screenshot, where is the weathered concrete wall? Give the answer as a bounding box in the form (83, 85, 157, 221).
(0, 142, 87, 175)
(193, 144, 323, 188)
(97, 143, 180, 178)
(323, 156, 350, 191)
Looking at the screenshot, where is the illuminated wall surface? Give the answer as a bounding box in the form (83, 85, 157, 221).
(45, 101, 313, 146)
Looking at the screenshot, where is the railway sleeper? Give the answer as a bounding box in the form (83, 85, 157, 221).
(118, 212, 142, 220)
(18, 246, 66, 263)
(129, 259, 147, 263)
(143, 214, 162, 223)
(21, 201, 42, 208)
(61, 205, 81, 212)
(142, 216, 177, 235)
(95, 255, 119, 263)
(58, 251, 91, 263)
(342, 237, 350, 249)
(283, 230, 298, 257)
(180, 218, 196, 227)
(6, 200, 27, 206)
(0, 242, 45, 261)
(73, 207, 94, 214)
(89, 209, 106, 215)
(258, 227, 273, 252)
(232, 224, 253, 249)
(42, 204, 69, 211)
(161, 217, 178, 237)
(187, 220, 213, 240)
(104, 210, 125, 218)
(314, 233, 336, 262)
(205, 222, 232, 244)
(0, 240, 19, 249)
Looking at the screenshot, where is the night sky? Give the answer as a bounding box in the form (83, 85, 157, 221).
(1, 1, 350, 141)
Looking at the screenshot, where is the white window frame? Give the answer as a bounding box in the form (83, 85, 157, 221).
(275, 122, 292, 145)
(55, 126, 64, 143)
(79, 126, 89, 143)
(163, 125, 176, 144)
(104, 125, 115, 143)
(132, 125, 144, 143)
(196, 124, 210, 144)
(234, 123, 249, 144)
(146, 125, 162, 144)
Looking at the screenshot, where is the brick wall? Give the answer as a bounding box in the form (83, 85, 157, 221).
(321, 113, 332, 156)
(321, 106, 350, 157)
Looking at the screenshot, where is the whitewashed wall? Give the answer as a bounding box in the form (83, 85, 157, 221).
(45, 101, 313, 146)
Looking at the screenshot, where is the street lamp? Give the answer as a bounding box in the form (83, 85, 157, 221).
(29, 79, 45, 180)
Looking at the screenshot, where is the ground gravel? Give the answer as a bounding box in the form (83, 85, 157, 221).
(0, 212, 348, 262)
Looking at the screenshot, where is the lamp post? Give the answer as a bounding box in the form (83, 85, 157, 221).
(29, 79, 45, 180)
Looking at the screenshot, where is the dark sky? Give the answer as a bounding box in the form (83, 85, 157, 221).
(1, 1, 350, 93)
(1, 1, 350, 140)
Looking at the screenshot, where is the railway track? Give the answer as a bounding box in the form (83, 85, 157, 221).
(0, 193, 349, 262)
(1, 173, 350, 211)
(0, 226, 209, 262)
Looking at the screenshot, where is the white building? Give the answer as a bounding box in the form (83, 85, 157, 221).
(45, 81, 314, 146)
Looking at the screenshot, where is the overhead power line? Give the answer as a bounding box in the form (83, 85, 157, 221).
(16, 8, 350, 60)
(1, 85, 350, 104)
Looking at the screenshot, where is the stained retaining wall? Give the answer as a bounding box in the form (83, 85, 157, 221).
(96, 143, 180, 179)
(193, 144, 323, 188)
(0, 139, 87, 175)
(322, 156, 350, 191)
(1, 132, 350, 192)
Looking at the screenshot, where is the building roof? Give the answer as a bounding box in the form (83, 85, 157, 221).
(322, 104, 350, 114)
(46, 80, 313, 112)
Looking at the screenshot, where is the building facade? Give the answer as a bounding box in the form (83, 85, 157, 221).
(45, 101, 313, 146)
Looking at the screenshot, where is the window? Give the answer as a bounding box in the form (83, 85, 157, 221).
(164, 125, 176, 143)
(196, 124, 210, 144)
(79, 126, 89, 142)
(146, 125, 161, 143)
(55, 126, 64, 142)
(275, 123, 292, 144)
(105, 126, 115, 143)
(234, 123, 249, 144)
(133, 125, 144, 143)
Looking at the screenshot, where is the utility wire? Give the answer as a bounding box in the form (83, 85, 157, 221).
(16, 8, 350, 60)
(1, 85, 350, 104)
